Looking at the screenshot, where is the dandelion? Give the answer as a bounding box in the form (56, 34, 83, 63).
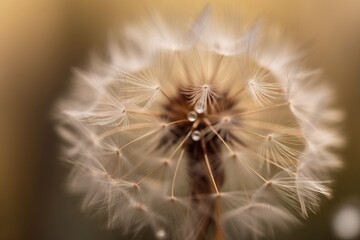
(56, 6, 344, 240)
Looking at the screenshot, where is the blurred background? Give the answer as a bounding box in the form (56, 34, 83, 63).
(1, 0, 360, 239)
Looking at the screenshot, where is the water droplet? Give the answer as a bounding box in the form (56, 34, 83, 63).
(195, 101, 205, 114)
(191, 130, 201, 141)
(187, 111, 197, 122)
(156, 229, 166, 239)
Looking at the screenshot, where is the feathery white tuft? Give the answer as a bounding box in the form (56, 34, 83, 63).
(55, 6, 344, 240)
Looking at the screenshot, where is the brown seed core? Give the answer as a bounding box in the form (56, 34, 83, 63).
(159, 88, 243, 239)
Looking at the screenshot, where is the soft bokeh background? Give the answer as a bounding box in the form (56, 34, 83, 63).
(1, 0, 360, 239)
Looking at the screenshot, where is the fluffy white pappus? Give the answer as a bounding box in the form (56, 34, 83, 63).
(55, 6, 344, 240)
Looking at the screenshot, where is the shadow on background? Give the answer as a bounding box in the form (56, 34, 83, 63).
(1, 0, 360, 239)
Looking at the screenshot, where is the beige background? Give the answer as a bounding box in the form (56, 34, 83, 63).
(1, 0, 360, 239)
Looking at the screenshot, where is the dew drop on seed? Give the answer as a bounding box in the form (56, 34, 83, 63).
(156, 229, 166, 239)
(187, 111, 197, 122)
(195, 101, 205, 114)
(191, 130, 201, 141)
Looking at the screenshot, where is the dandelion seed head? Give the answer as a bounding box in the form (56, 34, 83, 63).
(56, 6, 344, 240)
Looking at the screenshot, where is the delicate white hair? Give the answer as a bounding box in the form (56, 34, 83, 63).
(55, 6, 344, 240)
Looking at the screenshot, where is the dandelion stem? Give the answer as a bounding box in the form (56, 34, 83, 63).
(171, 149, 185, 198)
(200, 138, 224, 240)
(218, 141, 268, 183)
(201, 139, 219, 195)
(120, 130, 192, 180)
(169, 130, 192, 159)
(118, 129, 160, 152)
(203, 118, 234, 155)
(213, 211, 225, 240)
(242, 160, 268, 183)
(160, 89, 173, 102)
(228, 87, 246, 101)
